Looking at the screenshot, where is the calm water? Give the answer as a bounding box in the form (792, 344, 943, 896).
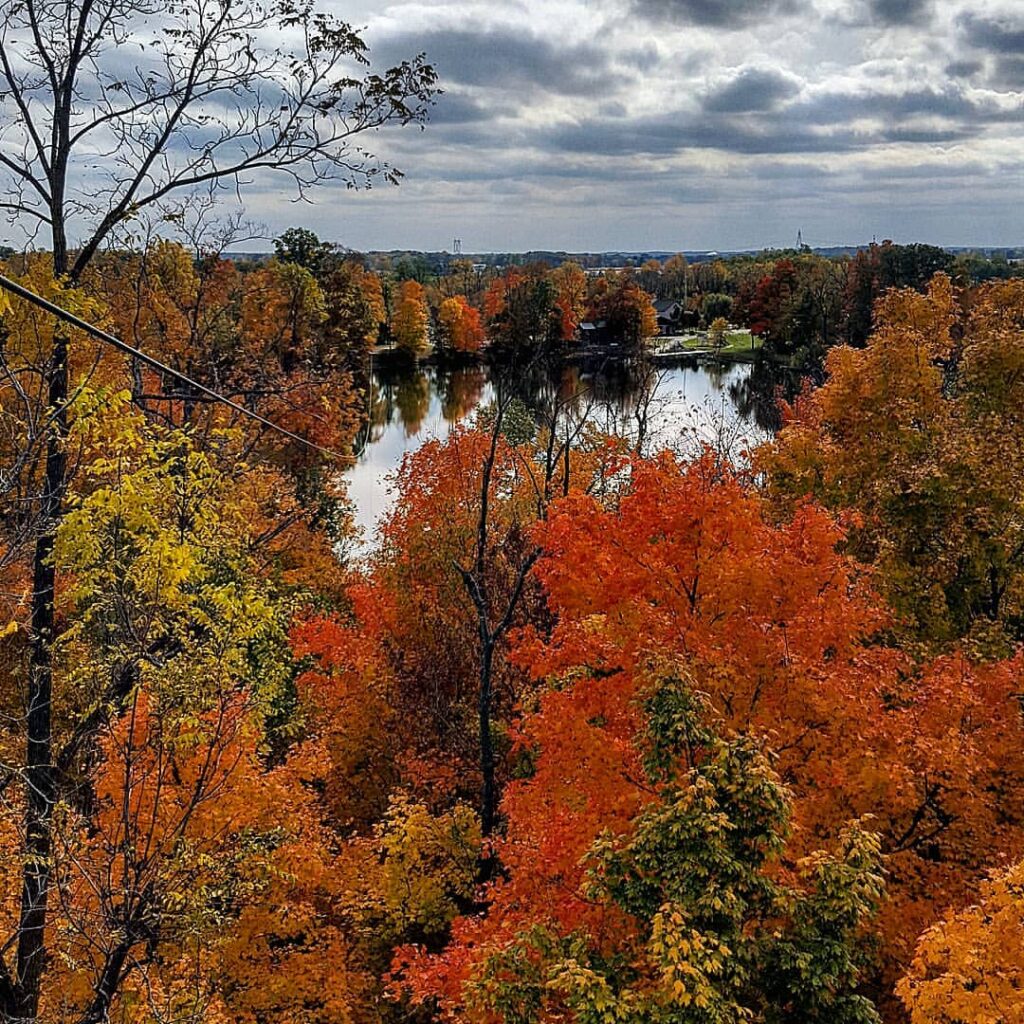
(345, 356, 794, 546)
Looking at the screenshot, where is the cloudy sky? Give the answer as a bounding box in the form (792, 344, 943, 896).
(248, 0, 1022, 252)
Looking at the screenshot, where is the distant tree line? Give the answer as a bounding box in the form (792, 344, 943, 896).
(339, 238, 1024, 367)
(58, 231, 1019, 381)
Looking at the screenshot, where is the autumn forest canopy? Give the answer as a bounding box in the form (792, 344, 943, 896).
(1, 1, 1024, 1023)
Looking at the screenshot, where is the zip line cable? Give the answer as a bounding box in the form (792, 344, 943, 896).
(0, 271, 350, 462)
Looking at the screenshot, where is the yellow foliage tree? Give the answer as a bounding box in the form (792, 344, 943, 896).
(898, 859, 1024, 1024)
(709, 315, 729, 352)
(392, 280, 430, 356)
(757, 275, 1024, 650)
(0, 386, 360, 1021)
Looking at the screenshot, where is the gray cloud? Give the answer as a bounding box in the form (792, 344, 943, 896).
(630, 0, 802, 27)
(215, 0, 1024, 250)
(881, 125, 974, 143)
(833, 0, 932, 29)
(993, 56, 1024, 89)
(794, 85, 982, 123)
(948, 15, 1024, 92)
(946, 59, 984, 78)
(867, 0, 930, 25)
(959, 11, 1024, 53)
(538, 77, 1005, 160)
(540, 114, 868, 157)
(702, 67, 802, 112)
(371, 27, 623, 96)
(425, 92, 516, 125)
(753, 161, 836, 180)
(857, 159, 990, 180)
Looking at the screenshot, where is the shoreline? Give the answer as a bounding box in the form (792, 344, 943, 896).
(370, 341, 793, 371)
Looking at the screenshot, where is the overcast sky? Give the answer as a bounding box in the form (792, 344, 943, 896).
(250, 0, 1019, 252)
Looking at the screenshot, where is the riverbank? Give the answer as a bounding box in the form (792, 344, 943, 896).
(650, 329, 762, 360)
(372, 328, 767, 369)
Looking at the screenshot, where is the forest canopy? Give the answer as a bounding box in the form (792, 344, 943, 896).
(0, 1, 1022, 1022)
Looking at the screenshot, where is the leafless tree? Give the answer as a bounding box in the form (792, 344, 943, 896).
(0, 0, 436, 279)
(0, 2, 436, 1018)
(631, 361, 672, 456)
(456, 374, 595, 840)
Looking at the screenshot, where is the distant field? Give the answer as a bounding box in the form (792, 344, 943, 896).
(655, 329, 762, 356)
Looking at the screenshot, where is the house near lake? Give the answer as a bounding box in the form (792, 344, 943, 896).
(579, 319, 614, 345)
(653, 299, 683, 335)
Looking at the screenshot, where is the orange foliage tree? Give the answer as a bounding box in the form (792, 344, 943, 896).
(0, 387, 366, 1021)
(586, 272, 658, 347)
(97, 243, 360, 471)
(94, 246, 360, 588)
(299, 393, 615, 830)
(437, 295, 486, 354)
(0, 245, 381, 1018)
(551, 261, 588, 342)
(399, 669, 887, 1024)
(395, 450, 1024, 1015)
(329, 425, 549, 822)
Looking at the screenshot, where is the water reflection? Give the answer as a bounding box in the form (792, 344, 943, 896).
(347, 356, 800, 543)
(440, 366, 487, 422)
(728, 357, 806, 435)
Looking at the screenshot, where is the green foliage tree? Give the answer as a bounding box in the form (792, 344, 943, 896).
(466, 680, 886, 1024)
(274, 228, 338, 276)
(843, 242, 954, 347)
(484, 270, 560, 353)
(701, 292, 733, 325)
(321, 259, 387, 371)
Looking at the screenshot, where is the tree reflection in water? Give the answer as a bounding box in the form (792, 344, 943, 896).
(347, 355, 802, 540)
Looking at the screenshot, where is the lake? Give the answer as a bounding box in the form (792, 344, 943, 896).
(345, 355, 797, 547)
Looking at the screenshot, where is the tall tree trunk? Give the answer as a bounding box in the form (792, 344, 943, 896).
(16, 325, 68, 1019)
(478, 641, 496, 838)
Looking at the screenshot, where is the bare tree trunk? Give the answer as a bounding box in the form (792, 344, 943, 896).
(15, 328, 68, 1020)
(7, 202, 72, 1019)
(0, 1, 436, 1012)
(457, 375, 590, 844)
(478, 640, 497, 838)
